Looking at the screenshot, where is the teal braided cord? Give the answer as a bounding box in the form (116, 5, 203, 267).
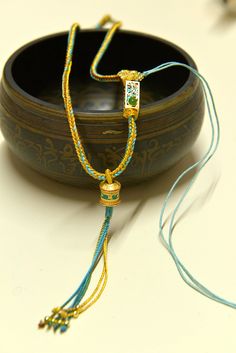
(143, 62, 236, 309)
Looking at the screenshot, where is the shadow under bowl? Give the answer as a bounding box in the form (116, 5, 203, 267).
(0, 28, 204, 188)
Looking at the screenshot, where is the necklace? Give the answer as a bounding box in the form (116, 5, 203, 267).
(38, 16, 144, 333)
(39, 16, 235, 335)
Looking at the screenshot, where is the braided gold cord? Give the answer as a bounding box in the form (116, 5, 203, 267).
(90, 21, 122, 82)
(62, 23, 137, 182)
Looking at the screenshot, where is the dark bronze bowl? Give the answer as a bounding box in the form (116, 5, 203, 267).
(0, 29, 204, 187)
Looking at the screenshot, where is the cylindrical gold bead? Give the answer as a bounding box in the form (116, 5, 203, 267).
(99, 180, 121, 206)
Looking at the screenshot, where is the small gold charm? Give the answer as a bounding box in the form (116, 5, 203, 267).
(52, 307, 61, 314)
(38, 320, 46, 329)
(99, 180, 121, 206)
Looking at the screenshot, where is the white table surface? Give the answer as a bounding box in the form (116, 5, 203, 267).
(1, 1, 236, 352)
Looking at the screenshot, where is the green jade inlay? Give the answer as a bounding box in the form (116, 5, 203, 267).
(101, 193, 118, 200)
(101, 193, 109, 200)
(128, 95, 138, 107)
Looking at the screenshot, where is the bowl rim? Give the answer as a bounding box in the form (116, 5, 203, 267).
(2, 28, 198, 119)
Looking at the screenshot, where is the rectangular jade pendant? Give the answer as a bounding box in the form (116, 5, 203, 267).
(123, 80, 140, 120)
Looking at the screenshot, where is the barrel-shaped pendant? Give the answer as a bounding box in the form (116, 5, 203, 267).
(99, 180, 121, 206)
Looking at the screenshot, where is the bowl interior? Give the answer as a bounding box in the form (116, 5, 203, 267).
(10, 30, 193, 112)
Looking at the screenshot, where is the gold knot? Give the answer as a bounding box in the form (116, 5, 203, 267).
(117, 70, 144, 85)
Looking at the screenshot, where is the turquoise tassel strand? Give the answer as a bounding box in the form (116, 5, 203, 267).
(68, 206, 113, 309)
(38, 206, 113, 333)
(143, 62, 236, 309)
